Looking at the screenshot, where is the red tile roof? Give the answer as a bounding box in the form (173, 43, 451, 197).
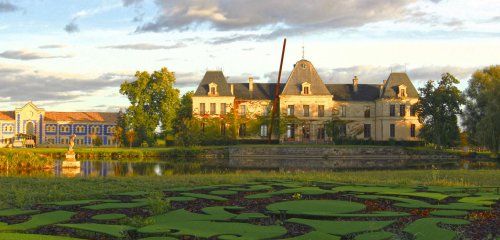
(45, 112, 117, 123)
(0, 111, 15, 120)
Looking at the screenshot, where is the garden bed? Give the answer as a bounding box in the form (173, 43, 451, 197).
(0, 180, 498, 239)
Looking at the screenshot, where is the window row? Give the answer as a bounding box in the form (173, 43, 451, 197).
(390, 104, 417, 117)
(2, 125, 14, 132)
(45, 125, 114, 134)
(199, 103, 228, 115)
(286, 105, 325, 117)
(389, 124, 417, 138)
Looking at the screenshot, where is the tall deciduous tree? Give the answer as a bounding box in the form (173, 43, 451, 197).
(120, 68, 180, 146)
(173, 91, 196, 146)
(462, 66, 500, 154)
(416, 73, 464, 147)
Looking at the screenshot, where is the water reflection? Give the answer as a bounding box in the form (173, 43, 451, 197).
(53, 160, 221, 177)
(0, 159, 497, 178)
(0, 160, 233, 178)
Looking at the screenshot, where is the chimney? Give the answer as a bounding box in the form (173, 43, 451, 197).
(383, 79, 387, 85)
(248, 77, 254, 92)
(379, 84, 384, 97)
(352, 76, 359, 93)
(230, 84, 234, 95)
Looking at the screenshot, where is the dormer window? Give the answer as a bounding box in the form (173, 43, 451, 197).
(208, 82, 218, 96)
(398, 85, 407, 98)
(301, 82, 311, 95)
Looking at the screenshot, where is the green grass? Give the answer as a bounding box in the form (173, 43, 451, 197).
(138, 208, 287, 239)
(0, 233, 82, 240)
(267, 200, 365, 216)
(354, 231, 394, 240)
(0, 211, 74, 231)
(0, 170, 499, 209)
(209, 190, 238, 195)
(403, 218, 469, 240)
(165, 196, 196, 202)
(283, 231, 341, 240)
(0, 208, 39, 217)
(358, 194, 491, 210)
(180, 192, 228, 201)
(91, 213, 127, 220)
(57, 223, 135, 238)
(0, 180, 497, 239)
(46, 199, 119, 206)
(83, 201, 149, 210)
(430, 210, 468, 217)
(287, 218, 394, 236)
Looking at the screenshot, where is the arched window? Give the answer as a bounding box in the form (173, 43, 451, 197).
(208, 82, 218, 96)
(301, 82, 311, 95)
(398, 85, 407, 98)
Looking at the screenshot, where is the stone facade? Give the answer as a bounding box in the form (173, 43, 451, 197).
(193, 58, 422, 142)
(0, 102, 118, 147)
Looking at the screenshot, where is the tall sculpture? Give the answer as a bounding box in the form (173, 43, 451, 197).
(63, 134, 80, 168)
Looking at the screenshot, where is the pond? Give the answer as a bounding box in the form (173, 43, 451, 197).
(0, 159, 496, 178)
(0, 160, 237, 178)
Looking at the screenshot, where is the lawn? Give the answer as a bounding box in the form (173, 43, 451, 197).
(0, 177, 498, 239)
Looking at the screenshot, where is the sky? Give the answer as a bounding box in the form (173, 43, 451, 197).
(0, 0, 499, 112)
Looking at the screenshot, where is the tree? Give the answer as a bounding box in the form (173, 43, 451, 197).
(462, 66, 500, 154)
(115, 110, 127, 147)
(173, 92, 197, 146)
(120, 68, 180, 147)
(416, 73, 464, 147)
(126, 130, 136, 149)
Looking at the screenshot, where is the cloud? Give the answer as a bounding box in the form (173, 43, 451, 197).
(174, 72, 202, 88)
(0, 50, 72, 60)
(122, 0, 144, 7)
(64, 3, 121, 33)
(0, 66, 131, 102)
(262, 64, 476, 85)
(136, 0, 417, 41)
(0, 1, 18, 13)
(39, 44, 67, 49)
(64, 21, 79, 33)
(101, 42, 187, 50)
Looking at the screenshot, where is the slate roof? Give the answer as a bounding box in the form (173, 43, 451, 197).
(281, 59, 331, 95)
(381, 72, 419, 98)
(45, 112, 118, 123)
(326, 84, 382, 101)
(233, 83, 284, 100)
(194, 71, 232, 96)
(0, 111, 15, 121)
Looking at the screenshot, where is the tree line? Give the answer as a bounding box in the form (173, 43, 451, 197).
(416, 66, 499, 154)
(113, 66, 499, 155)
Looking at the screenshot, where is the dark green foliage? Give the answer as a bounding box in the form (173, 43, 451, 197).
(83, 201, 149, 210)
(0, 211, 74, 231)
(288, 218, 394, 236)
(91, 213, 127, 220)
(416, 73, 464, 147)
(57, 223, 135, 238)
(0, 180, 497, 239)
(0, 233, 81, 240)
(92, 136, 103, 147)
(267, 200, 365, 216)
(354, 231, 394, 240)
(404, 218, 469, 240)
(0, 208, 39, 217)
(462, 65, 500, 154)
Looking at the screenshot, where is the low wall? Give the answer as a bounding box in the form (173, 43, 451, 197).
(222, 146, 460, 170)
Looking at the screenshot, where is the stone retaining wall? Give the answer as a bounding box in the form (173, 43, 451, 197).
(220, 146, 459, 170)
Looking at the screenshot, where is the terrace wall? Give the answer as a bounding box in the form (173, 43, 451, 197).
(221, 146, 460, 170)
